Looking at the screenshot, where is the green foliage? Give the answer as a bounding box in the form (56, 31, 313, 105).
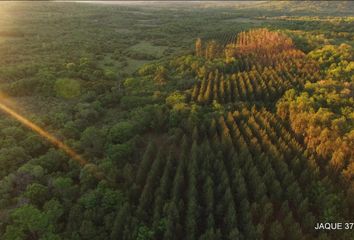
(107, 143, 133, 164)
(277, 79, 354, 180)
(136, 225, 154, 240)
(3, 204, 59, 240)
(0, 146, 28, 178)
(308, 44, 353, 81)
(0, 2, 353, 240)
(24, 183, 49, 206)
(154, 66, 168, 86)
(43, 199, 64, 223)
(108, 122, 135, 144)
(120, 96, 155, 109)
(80, 127, 106, 157)
(18, 163, 45, 179)
(166, 92, 186, 107)
(54, 78, 81, 98)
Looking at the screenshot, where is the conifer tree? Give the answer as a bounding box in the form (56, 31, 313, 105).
(195, 38, 203, 57)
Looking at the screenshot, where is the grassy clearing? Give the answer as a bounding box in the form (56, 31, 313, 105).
(97, 54, 120, 72)
(124, 58, 150, 74)
(129, 41, 168, 57)
(222, 17, 264, 23)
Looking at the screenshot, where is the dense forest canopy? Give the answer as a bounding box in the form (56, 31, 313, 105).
(0, 1, 353, 240)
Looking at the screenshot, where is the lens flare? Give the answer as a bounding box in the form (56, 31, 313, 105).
(0, 93, 103, 180)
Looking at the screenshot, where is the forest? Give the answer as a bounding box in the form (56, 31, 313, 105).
(0, 1, 353, 240)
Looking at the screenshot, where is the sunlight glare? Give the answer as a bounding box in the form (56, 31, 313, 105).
(0, 92, 103, 180)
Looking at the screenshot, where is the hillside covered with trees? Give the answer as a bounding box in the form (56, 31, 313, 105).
(0, 2, 353, 240)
